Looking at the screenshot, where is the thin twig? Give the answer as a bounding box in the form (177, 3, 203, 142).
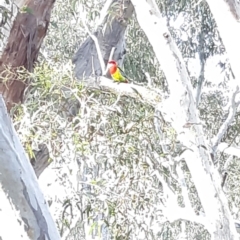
(145, 71, 152, 87)
(78, 181, 120, 197)
(103, 47, 115, 76)
(112, 93, 121, 107)
(109, 47, 115, 62)
(82, 20, 105, 75)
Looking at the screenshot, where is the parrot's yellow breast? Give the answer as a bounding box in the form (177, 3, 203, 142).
(111, 68, 125, 82)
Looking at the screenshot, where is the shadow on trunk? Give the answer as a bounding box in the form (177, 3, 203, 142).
(73, 0, 134, 80)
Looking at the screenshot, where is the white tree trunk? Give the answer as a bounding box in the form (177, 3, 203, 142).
(0, 95, 60, 240)
(131, 0, 238, 239)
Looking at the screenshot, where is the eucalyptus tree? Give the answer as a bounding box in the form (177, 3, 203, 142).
(1, 0, 240, 239)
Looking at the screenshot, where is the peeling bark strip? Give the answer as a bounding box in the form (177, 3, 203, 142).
(73, 0, 134, 80)
(0, 0, 56, 110)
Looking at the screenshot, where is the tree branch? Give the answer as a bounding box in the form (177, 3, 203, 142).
(84, 76, 161, 107)
(217, 142, 240, 158)
(212, 88, 240, 154)
(82, 16, 106, 75)
(131, 0, 238, 238)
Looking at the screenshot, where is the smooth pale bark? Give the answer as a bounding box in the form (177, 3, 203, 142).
(0, 0, 55, 110)
(0, 96, 60, 240)
(206, 0, 240, 82)
(73, 0, 134, 79)
(223, 0, 240, 19)
(130, 0, 238, 239)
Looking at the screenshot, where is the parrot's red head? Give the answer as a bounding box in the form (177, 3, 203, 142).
(108, 60, 117, 65)
(108, 60, 118, 74)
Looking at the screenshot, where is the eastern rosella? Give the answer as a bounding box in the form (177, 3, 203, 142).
(107, 60, 128, 83)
